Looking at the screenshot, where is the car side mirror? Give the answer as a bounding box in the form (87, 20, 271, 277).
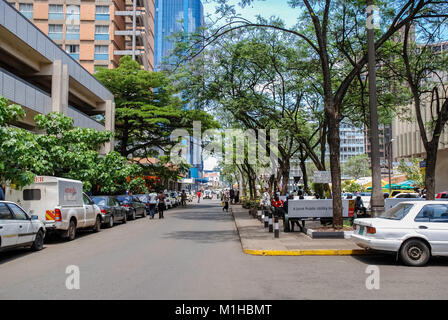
(31, 215, 39, 220)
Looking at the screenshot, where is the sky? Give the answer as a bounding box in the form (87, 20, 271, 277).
(202, 0, 301, 28)
(201, 1, 301, 171)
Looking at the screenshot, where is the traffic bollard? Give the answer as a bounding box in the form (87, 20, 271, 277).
(274, 214, 279, 238)
(264, 210, 269, 228)
(268, 211, 273, 233)
(257, 210, 262, 221)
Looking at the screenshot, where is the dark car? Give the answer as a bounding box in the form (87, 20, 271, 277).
(116, 195, 147, 220)
(91, 196, 127, 228)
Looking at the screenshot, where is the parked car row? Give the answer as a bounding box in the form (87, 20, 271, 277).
(1, 176, 182, 253)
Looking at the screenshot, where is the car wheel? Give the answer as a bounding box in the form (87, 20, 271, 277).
(131, 210, 136, 220)
(68, 220, 77, 241)
(109, 215, 114, 228)
(31, 229, 44, 251)
(400, 239, 430, 267)
(93, 215, 101, 233)
(122, 212, 127, 224)
(142, 209, 147, 217)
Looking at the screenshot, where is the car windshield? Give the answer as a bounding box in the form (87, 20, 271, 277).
(379, 203, 414, 220)
(136, 195, 147, 202)
(359, 192, 371, 196)
(117, 195, 132, 203)
(92, 197, 107, 206)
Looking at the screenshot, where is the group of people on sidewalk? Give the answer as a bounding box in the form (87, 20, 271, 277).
(220, 188, 240, 212)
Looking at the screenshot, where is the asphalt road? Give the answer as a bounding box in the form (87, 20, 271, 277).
(1, 199, 448, 300)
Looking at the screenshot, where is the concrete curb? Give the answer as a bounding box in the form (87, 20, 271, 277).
(243, 249, 372, 256)
(231, 207, 372, 257)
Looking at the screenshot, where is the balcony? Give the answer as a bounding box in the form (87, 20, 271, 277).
(115, 10, 143, 16)
(48, 13, 64, 20)
(115, 30, 142, 36)
(48, 32, 63, 40)
(94, 34, 109, 40)
(114, 50, 141, 56)
(69, 53, 79, 60)
(95, 13, 110, 21)
(66, 13, 80, 22)
(20, 11, 33, 19)
(94, 54, 109, 61)
(66, 33, 80, 40)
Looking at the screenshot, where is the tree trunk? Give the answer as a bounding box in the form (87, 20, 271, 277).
(281, 159, 290, 196)
(299, 157, 309, 194)
(425, 143, 438, 200)
(327, 111, 343, 229)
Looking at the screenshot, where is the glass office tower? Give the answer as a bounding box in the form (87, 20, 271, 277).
(154, 0, 204, 70)
(154, 0, 204, 185)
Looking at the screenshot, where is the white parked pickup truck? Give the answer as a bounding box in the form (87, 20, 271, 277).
(6, 176, 102, 241)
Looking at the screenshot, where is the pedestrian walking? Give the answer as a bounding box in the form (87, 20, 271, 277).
(148, 192, 157, 219)
(157, 191, 165, 219)
(229, 188, 235, 204)
(234, 189, 240, 204)
(197, 190, 202, 203)
(222, 190, 230, 212)
(181, 190, 187, 207)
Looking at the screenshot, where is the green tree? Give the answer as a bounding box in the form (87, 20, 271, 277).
(95, 56, 219, 159)
(398, 158, 425, 188)
(196, 0, 446, 228)
(0, 97, 40, 187)
(343, 154, 371, 180)
(0, 97, 145, 193)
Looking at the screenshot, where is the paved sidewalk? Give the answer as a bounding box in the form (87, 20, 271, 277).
(231, 205, 370, 256)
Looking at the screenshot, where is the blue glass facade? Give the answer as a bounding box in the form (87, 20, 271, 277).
(154, 0, 204, 71)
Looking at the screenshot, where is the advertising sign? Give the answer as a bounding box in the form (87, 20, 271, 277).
(288, 199, 354, 218)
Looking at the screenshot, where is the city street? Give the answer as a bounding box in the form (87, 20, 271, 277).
(1, 199, 448, 300)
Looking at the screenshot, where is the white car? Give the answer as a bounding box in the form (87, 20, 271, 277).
(6, 176, 102, 241)
(0, 201, 45, 252)
(393, 193, 420, 198)
(352, 201, 448, 266)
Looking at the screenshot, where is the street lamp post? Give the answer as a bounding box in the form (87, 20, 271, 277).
(387, 139, 395, 195)
(367, 0, 384, 216)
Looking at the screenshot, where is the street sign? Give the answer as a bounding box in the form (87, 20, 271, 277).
(313, 171, 332, 183)
(288, 199, 354, 218)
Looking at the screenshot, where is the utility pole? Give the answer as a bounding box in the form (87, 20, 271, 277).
(367, 0, 384, 216)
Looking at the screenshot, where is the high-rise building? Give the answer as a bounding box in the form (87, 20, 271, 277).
(325, 121, 365, 163)
(154, 0, 203, 70)
(154, 0, 204, 186)
(9, 0, 155, 73)
(0, 0, 115, 153)
(392, 40, 448, 193)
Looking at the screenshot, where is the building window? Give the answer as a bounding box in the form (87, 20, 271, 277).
(48, 24, 63, 40)
(19, 3, 33, 19)
(94, 25, 109, 40)
(94, 45, 109, 60)
(66, 5, 80, 21)
(66, 24, 80, 40)
(66, 44, 79, 60)
(95, 6, 110, 20)
(48, 4, 63, 20)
